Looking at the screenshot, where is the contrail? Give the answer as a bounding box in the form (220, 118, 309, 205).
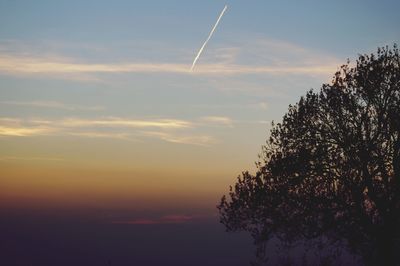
(190, 5, 228, 71)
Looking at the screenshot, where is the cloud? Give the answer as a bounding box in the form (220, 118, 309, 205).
(0, 117, 192, 133)
(0, 125, 56, 137)
(67, 131, 134, 140)
(57, 117, 192, 129)
(0, 37, 342, 79)
(253, 102, 268, 110)
(0, 117, 59, 137)
(140, 131, 216, 146)
(112, 219, 159, 225)
(199, 116, 234, 127)
(198, 64, 337, 75)
(0, 116, 189, 131)
(212, 47, 241, 64)
(0, 53, 338, 76)
(0, 116, 220, 146)
(111, 214, 195, 225)
(0, 54, 186, 74)
(211, 38, 342, 68)
(191, 102, 269, 111)
(240, 120, 270, 125)
(198, 115, 268, 127)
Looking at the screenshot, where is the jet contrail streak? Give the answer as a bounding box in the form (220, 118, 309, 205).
(190, 5, 228, 71)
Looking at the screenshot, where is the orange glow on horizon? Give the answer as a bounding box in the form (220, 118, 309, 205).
(0, 158, 237, 212)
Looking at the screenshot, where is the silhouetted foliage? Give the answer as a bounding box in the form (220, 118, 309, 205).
(218, 45, 400, 265)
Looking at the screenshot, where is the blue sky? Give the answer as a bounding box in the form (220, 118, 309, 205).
(2, 0, 398, 50)
(0, 0, 399, 212)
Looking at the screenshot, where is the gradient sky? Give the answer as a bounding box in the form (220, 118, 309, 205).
(1, 0, 399, 220)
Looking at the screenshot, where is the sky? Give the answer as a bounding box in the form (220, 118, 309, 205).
(1, 0, 400, 223)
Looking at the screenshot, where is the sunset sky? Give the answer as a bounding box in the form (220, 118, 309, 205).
(1, 0, 399, 223)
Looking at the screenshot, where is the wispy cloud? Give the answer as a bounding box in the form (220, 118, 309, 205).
(0, 53, 338, 76)
(140, 131, 216, 146)
(67, 131, 134, 141)
(111, 214, 196, 225)
(199, 116, 234, 127)
(252, 102, 268, 110)
(199, 115, 268, 127)
(0, 125, 55, 137)
(0, 117, 57, 137)
(57, 117, 192, 129)
(192, 102, 268, 111)
(205, 38, 342, 68)
(1, 100, 104, 111)
(0, 37, 342, 79)
(0, 116, 222, 146)
(0, 117, 192, 134)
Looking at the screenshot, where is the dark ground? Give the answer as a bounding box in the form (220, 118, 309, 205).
(0, 209, 362, 266)
(0, 209, 253, 266)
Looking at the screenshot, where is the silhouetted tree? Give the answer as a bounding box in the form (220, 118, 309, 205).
(218, 45, 400, 265)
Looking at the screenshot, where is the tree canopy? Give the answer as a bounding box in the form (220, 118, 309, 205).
(218, 45, 400, 265)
